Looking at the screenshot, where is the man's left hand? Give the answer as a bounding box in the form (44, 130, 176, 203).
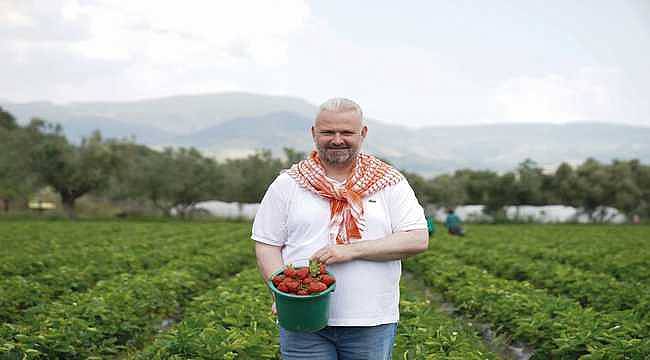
(311, 244, 355, 265)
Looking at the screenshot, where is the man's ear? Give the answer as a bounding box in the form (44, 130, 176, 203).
(361, 125, 368, 139)
(311, 126, 316, 140)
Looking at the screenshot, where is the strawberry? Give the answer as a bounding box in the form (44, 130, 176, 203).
(320, 274, 335, 287)
(276, 262, 333, 295)
(283, 278, 300, 293)
(308, 281, 327, 294)
(295, 267, 309, 279)
(272, 274, 286, 286)
(284, 265, 296, 278)
(277, 282, 289, 293)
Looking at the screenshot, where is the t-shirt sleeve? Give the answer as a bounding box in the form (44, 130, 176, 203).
(387, 178, 428, 233)
(251, 174, 290, 246)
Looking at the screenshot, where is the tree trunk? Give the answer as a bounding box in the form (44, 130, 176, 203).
(164, 206, 174, 218)
(178, 205, 188, 219)
(61, 194, 78, 220)
(1, 198, 8, 212)
(152, 198, 172, 217)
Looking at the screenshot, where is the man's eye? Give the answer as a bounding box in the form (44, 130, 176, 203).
(319, 131, 356, 137)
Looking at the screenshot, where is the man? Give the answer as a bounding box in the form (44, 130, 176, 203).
(252, 98, 428, 359)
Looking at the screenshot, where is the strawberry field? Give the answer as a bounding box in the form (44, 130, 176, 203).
(1, 220, 648, 359)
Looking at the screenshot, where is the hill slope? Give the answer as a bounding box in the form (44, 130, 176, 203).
(3, 94, 649, 175)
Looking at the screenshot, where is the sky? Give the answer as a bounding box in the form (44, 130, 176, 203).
(1, 0, 649, 127)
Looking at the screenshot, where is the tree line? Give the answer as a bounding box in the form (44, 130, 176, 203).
(403, 158, 650, 221)
(2, 107, 649, 220)
(0, 107, 304, 218)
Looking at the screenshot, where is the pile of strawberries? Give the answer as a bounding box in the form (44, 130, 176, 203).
(272, 260, 335, 296)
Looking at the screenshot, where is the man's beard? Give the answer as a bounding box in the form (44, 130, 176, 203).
(317, 144, 358, 166)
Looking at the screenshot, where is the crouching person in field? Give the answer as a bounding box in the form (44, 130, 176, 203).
(445, 208, 465, 236)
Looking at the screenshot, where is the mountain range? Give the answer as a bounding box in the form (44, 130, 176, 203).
(2, 93, 649, 176)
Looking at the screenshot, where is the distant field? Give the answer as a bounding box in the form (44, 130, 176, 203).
(1, 221, 648, 359)
(410, 224, 650, 359)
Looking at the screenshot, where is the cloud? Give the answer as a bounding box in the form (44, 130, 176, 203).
(0, 5, 35, 27)
(60, 0, 309, 65)
(1, 1, 647, 128)
(0, 0, 310, 101)
(494, 67, 628, 123)
(1, 0, 90, 43)
(284, 18, 492, 126)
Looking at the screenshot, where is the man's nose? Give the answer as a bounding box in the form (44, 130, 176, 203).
(331, 133, 344, 144)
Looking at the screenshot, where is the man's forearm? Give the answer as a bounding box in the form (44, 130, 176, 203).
(311, 229, 429, 264)
(254, 242, 284, 314)
(349, 229, 429, 261)
(255, 242, 284, 281)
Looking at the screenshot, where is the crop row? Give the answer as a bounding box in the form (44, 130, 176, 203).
(0, 221, 240, 277)
(395, 276, 498, 360)
(0, 225, 247, 324)
(459, 225, 650, 284)
(466, 225, 649, 252)
(520, 244, 650, 285)
(404, 252, 650, 359)
(132, 267, 501, 359)
(431, 236, 650, 313)
(0, 226, 255, 359)
(130, 268, 279, 359)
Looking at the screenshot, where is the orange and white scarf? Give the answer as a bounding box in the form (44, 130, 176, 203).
(286, 151, 404, 244)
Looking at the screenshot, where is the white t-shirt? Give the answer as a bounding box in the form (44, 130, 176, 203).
(252, 171, 427, 326)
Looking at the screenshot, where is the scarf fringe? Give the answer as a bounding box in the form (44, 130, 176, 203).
(286, 151, 403, 244)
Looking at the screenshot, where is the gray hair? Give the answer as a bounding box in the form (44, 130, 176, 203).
(318, 98, 363, 121)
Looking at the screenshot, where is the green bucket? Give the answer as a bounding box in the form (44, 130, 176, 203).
(268, 267, 336, 332)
